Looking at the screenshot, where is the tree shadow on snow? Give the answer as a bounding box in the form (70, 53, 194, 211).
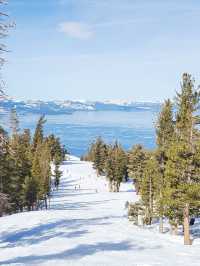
(0, 215, 120, 249)
(51, 199, 114, 211)
(0, 240, 154, 265)
(62, 160, 83, 166)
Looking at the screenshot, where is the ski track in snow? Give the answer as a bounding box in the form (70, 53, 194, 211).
(0, 156, 200, 266)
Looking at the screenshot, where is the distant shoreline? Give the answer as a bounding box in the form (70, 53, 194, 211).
(0, 98, 161, 116)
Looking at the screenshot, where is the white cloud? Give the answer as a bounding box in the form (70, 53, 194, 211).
(58, 22, 93, 40)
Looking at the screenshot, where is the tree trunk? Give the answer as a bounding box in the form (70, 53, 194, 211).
(116, 183, 120, 192)
(159, 216, 164, 233)
(45, 197, 48, 210)
(183, 203, 192, 245)
(149, 176, 153, 225)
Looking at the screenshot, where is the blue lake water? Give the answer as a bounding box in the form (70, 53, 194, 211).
(1, 110, 158, 156)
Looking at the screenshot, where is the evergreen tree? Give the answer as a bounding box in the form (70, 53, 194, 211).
(140, 153, 161, 225)
(155, 99, 174, 233)
(165, 73, 200, 244)
(54, 162, 62, 190)
(33, 115, 46, 151)
(90, 137, 108, 175)
(22, 176, 38, 211)
(112, 142, 127, 192)
(0, 2, 65, 215)
(31, 148, 41, 209)
(105, 147, 115, 192)
(105, 142, 127, 192)
(39, 141, 51, 209)
(47, 134, 64, 163)
(0, 1, 13, 214)
(0, 126, 8, 192)
(9, 131, 32, 212)
(128, 145, 147, 194)
(0, 192, 10, 216)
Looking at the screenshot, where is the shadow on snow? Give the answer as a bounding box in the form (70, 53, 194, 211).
(0, 240, 162, 265)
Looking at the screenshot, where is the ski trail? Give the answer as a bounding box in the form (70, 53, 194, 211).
(0, 156, 200, 266)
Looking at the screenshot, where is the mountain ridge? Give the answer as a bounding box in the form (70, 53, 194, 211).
(0, 92, 161, 115)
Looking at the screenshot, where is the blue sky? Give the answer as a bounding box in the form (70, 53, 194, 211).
(3, 0, 200, 101)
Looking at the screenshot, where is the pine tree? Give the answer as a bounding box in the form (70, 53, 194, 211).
(0, 126, 8, 192)
(23, 176, 38, 211)
(91, 137, 108, 175)
(31, 148, 41, 209)
(54, 162, 62, 190)
(105, 149, 115, 192)
(113, 142, 127, 192)
(0, 192, 10, 216)
(9, 131, 32, 212)
(164, 138, 192, 234)
(155, 99, 174, 233)
(105, 142, 127, 192)
(47, 134, 64, 163)
(33, 115, 46, 151)
(165, 73, 200, 244)
(0, 115, 65, 214)
(0, 2, 13, 214)
(140, 153, 160, 225)
(128, 145, 147, 194)
(39, 141, 51, 209)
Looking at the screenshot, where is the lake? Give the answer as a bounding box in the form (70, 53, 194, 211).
(1, 110, 158, 156)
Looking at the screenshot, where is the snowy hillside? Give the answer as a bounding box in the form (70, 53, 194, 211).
(0, 156, 200, 266)
(0, 91, 161, 115)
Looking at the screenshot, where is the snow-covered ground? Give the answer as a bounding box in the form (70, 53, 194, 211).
(0, 156, 200, 266)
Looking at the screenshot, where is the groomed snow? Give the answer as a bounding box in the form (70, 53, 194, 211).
(0, 156, 200, 266)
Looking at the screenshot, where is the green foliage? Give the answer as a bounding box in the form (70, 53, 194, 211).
(46, 134, 65, 163)
(105, 142, 127, 192)
(154, 99, 175, 229)
(140, 154, 161, 224)
(0, 110, 65, 215)
(128, 145, 147, 194)
(84, 138, 127, 192)
(0, 2, 65, 215)
(3, 70, 200, 245)
(83, 137, 109, 175)
(54, 163, 62, 189)
(163, 74, 200, 234)
(93, 137, 108, 175)
(156, 99, 174, 150)
(0, 193, 10, 216)
(23, 176, 38, 211)
(33, 115, 46, 151)
(126, 74, 200, 242)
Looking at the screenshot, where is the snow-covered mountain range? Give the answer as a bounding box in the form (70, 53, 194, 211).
(0, 92, 161, 115)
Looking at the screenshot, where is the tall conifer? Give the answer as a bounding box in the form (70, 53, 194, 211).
(155, 99, 174, 233)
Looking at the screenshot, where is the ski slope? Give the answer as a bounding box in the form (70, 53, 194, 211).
(0, 156, 200, 266)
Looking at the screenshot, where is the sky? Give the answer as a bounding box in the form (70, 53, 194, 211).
(2, 0, 200, 101)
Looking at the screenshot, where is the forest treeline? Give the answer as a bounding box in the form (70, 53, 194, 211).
(83, 73, 200, 245)
(0, 112, 65, 215)
(0, 1, 66, 215)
